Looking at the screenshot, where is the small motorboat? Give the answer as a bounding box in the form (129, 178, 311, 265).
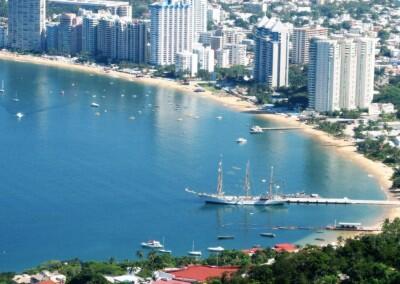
(208, 246, 224, 253)
(260, 233, 276, 238)
(217, 235, 235, 240)
(216, 116, 223, 120)
(236, 138, 247, 144)
(250, 126, 263, 134)
(141, 240, 163, 249)
(16, 112, 24, 119)
(90, 102, 100, 108)
(159, 249, 172, 254)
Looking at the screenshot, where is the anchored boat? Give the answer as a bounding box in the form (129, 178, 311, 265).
(186, 160, 286, 206)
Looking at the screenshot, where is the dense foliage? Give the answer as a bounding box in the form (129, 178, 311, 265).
(374, 76, 400, 118)
(316, 121, 346, 137)
(225, 218, 400, 284)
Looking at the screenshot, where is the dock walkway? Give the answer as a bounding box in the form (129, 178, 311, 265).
(261, 127, 301, 131)
(286, 197, 400, 206)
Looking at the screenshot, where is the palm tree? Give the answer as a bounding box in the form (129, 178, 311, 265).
(136, 250, 144, 260)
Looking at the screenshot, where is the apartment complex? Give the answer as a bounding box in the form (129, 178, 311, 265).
(308, 35, 376, 112)
(253, 17, 290, 88)
(291, 25, 328, 64)
(150, 0, 193, 65)
(8, 0, 46, 52)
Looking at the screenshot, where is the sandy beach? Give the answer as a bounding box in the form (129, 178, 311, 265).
(0, 50, 397, 228)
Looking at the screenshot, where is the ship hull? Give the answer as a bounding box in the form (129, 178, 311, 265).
(200, 194, 286, 206)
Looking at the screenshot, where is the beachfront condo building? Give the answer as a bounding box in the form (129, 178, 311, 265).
(355, 37, 376, 109)
(0, 24, 8, 49)
(82, 11, 100, 56)
(253, 17, 290, 88)
(128, 21, 149, 65)
(175, 51, 198, 77)
(308, 38, 341, 112)
(308, 35, 376, 112)
(8, 0, 46, 52)
(58, 13, 82, 56)
(225, 43, 248, 66)
(150, 0, 193, 66)
(187, 0, 207, 41)
(291, 25, 328, 64)
(97, 14, 115, 59)
(111, 19, 130, 61)
(193, 44, 215, 73)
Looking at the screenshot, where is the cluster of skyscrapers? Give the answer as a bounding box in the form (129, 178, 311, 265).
(4, 0, 377, 112)
(7, 0, 148, 64)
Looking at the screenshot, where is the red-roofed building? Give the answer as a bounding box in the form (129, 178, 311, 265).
(152, 280, 190, 284)
(38, 281, 57, 284)
(159, 265, 239, 283)
(242, 247, 263, 256)
(274, 243, 298, 253)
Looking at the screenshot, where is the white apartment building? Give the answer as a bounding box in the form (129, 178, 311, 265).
(355, 37, 376, 108)
(308, 36, 376, 112)
(150, 0, 193, 66)
(225, 44, 247, 66)
(215, 48, 230, 68)
(308, 38, 341, 112)
(188, 0, 207, 40)
(291, 25, 328, 64)
(8, 0, 46, 52)
(175, 51, 198, 77)
(193, 44, 215, 73)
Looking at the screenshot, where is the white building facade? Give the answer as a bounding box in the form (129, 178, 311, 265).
(150, 0, 193, 66)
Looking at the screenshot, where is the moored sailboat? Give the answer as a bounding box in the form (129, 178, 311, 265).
(185, 160, 286, 206)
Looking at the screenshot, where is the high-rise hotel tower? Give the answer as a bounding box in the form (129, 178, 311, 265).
(150, 0, 193, 65)
(8, 0, 46, 52)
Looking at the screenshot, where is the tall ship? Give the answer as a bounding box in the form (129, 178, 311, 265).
(186, 160, 287, 206)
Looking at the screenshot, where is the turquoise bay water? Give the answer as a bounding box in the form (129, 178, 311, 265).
(0, 60, 385, 271)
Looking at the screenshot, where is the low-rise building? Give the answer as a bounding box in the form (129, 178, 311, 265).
(175, 51, 198, 77)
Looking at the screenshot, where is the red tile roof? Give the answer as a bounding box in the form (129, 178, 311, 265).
(242, 248, 263, 256)
(38, 281, 57, 284)
(274, 243, 298, 253)
(168, 265, 239, 282)
(153, 280, 190, 284)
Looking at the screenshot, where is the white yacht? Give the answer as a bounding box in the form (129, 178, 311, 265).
(186, 161, 287, 206)
(141, 240, 163, 249)
(159, 238, 172, 254)
(90, 102, 100, 108)
(208, 246, 224, 253)
(16, 112, 24, 119)
(188, 241, 202, 256)
(250, 126, 263, 134)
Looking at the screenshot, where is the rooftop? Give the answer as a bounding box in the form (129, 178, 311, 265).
(167, 265, 239, 282)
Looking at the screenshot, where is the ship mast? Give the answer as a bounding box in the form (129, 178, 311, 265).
(216, 160, 224, 196)
(268, 166, 274, 198)
(244, 161, 251, 197)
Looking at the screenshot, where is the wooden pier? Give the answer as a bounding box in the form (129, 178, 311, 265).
(261, 127, 302, 131)
(286, 197, 400, 206)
